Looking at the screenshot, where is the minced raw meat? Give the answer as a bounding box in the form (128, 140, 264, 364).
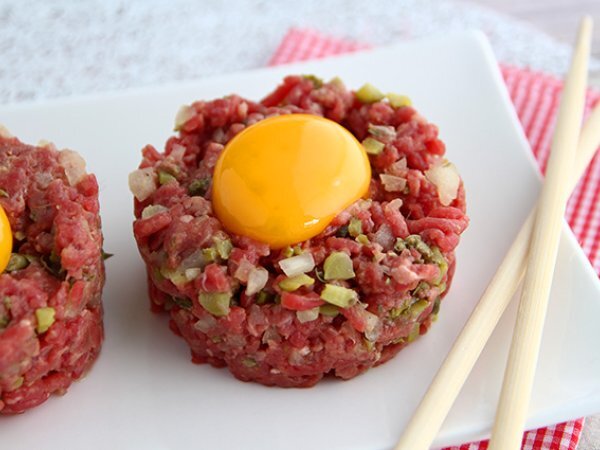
(131, 75, 468, 387)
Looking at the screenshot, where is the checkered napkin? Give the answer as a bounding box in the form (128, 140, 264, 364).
(269, 27, 597, 450)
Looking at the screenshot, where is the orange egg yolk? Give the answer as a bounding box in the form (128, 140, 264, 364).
(212, 114, 371, 248)
(0, 204, 12, 273)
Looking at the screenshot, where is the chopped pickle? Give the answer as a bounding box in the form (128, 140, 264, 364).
(407, 323, 421, 342)
(430, 246, 448, 284)
(101, 250, 114, 260)
(320, 284, 358, 308)
(362, 137, 385, 155)
(409, 300, 429, 318)
(0, 188, 7, 198)
(348, 218, 363, 237)
(432, 297, 441, 316)
(199, 292, 231, 317)
(9, 376, 24, 391)
(356, 234, 370, 245)
(188, 177, 211, 197)
(161, 267, 188, 287)
(214, 237, 233, 259)
(282, 246, 294, 258)
(279, 274, 315, 292)
(394, 238, 406, 252)
(35, 307, 55, 334)
(6, 253, 29, 272)
(242, 357, 258, 368)
(387, 93, 412, 108)
(323, 252, 355, 280)
(202, 247, 218, 263)
(319, 304, 340, 317)
(329, 76, 345, 89)
(302, 74, 323, 88)
(158, 170, 177, 185)
(41, 252, 65, 279)
(0, 315, 8, 328)
(356, 83, 385, 103)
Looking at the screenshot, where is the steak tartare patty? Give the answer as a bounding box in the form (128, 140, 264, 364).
(130, 76, 468, 387)
(0, 130, 105, 413)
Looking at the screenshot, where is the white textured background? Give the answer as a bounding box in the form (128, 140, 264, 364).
(1, 0, 598, 447)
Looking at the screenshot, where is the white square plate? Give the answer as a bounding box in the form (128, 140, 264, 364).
(1, 32, 599, 449)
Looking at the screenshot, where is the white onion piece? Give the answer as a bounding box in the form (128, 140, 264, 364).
(174, 105, 194, 130)
(58, 150, 87, 186)
(141, 204, 168, 219)
(0, 125, 13, 139)
(129, 168, 156, 201)
(278, 252, 315, 277)
(246, 267, 268, 296)
(380, 174, 407, 192)
(425, 159, 460, 206)
(296, 307, 320, 323)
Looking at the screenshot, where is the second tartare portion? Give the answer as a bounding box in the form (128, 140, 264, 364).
(130, 75, 468, 387)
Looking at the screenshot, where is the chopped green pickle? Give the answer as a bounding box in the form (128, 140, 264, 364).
(256, 290, 274, 305)
(387, 93, 412, 108)
(356, 234, 370, 245)
(279, 274, 315, 292)
(323, 252, 355, 280)
(348, 218, 363, 237)
(355, 83, 385, 103)
(282, 246, 294, 258)
(320, 284, 358, 308)
(408, 323, 421, 342)
(35, 307, 55, 334)
(199, 292, 231, 317)
(409, 300, 429, 318)
(242, 357, 258, 368)
(319, 304, 340, 317)
(302, 74, 323, 88)
(394, 238, 406, 252)
(405, 234, 434, 260)
(158, 170, 177, 185)
(0, 188, 8, 198)
(6, 253, 30, 272)
(362, 137, 385, 155)
(202, 247, 218, 263)
(214, 238, 233, 259)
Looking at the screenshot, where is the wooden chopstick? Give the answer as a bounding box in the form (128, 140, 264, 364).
(394, 16, 597, 450)
(487, 16, 593, 449)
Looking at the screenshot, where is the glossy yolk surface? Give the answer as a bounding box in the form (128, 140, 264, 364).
(0, 205, 12, 273)
(212, 114, 371, 248)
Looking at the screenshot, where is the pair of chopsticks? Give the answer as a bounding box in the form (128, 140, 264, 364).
(396, 16, 597, 450)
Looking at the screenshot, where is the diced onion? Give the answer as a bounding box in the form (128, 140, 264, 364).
(278, 252, 315, 277)
(0, 125, 13, 139)
(425, 159, 460, 206)
(174, 105, 195, 130)
(141, 204, 168, 219)
(296, 307, 320, 323)
(379, 174, 407, 192)
(246, 267, 268, 296)
(129, 168, 157, 201)
(58, 150, 87, 186)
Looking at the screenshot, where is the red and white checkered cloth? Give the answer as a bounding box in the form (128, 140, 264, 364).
(269, 27, 598, 450)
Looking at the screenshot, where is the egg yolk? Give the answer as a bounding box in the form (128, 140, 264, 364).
(0, 205, 12, 273)
(212, 114, 371, 248)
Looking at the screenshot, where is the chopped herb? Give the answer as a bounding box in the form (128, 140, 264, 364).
(335, 225, 349, 238)
(101, 250, 113, 260)
(172, 296, 193, 310)
(188, 177, 211, 197)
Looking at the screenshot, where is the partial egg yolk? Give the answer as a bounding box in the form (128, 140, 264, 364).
(0, 205, 12, 273)
(212, 114, 371, 248)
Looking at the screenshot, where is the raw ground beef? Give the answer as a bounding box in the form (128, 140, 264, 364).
(0, 131, 105, 413)
(131, 75, 468, 387)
